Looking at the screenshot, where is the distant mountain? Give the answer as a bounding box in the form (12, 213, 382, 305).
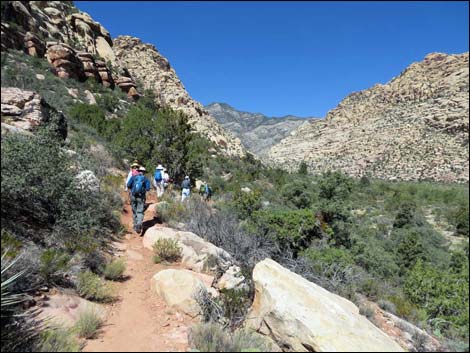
(206, 103, 319, 156)
(268, 52, 469, 182)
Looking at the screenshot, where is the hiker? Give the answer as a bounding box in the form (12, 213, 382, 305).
(163, 168, 170, 189)
(127, 166, 151, 234)
(181, 175, 191, 202)
(154, 164, 165, 198)
(125, 161, 140, 191)
(199, 182, 212, 201)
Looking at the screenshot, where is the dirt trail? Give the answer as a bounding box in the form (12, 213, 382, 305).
(83, 192, 196, 352)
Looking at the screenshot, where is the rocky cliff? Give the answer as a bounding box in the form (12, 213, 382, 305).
(268, 52, 469, 182)
(206, 103, 317, 156)
(1, 1, 245, 157)
(112, 36, 245, 157)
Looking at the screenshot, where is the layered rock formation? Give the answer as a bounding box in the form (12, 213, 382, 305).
(268, 52, 469, 182)
(1, 87, 67, 139)
(112, 36, 245, 157)
(246, 259, 405, 352)
(206, 103, 317, 156)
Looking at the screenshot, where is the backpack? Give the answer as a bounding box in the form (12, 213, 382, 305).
(154, 170, 162, 183)
(132, 175, 146, 196)
(205, 184, 212, 195)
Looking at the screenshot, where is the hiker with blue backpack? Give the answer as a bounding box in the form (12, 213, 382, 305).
(127, 166, 151, 234)
(154, 164, 165, 198)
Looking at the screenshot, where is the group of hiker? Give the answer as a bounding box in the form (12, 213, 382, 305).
(125, 159, 212, 234)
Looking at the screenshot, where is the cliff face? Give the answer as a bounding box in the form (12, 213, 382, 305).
(112, 36, 245, 158)
(1, 1, 245, 157)
(268, 52, 469, 182)
(206, 103, 317, 157)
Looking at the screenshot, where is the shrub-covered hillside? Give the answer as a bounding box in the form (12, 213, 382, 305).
(1, 34, 469, 353)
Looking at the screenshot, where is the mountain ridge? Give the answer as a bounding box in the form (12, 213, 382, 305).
(206, 102, 320, 156)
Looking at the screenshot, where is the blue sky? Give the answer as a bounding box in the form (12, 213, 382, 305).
(76, 1, 469, 118)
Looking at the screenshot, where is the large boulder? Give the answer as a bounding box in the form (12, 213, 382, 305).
(1, 87, 67, 139)
(143, 226, 233, 273)
(151, 269, 210, 317)
(246, 259, 405, 352)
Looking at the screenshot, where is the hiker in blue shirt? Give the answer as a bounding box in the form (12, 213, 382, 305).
(127, 166, 151, 234)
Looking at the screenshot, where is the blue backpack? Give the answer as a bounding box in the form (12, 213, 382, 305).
(154, 170, 162, 183)
(132, 175, 146, 196)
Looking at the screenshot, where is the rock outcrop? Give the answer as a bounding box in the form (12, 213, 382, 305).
(206, 103, 318, 157)
(24, 31, 45, 57)
(143, 226, 233, 273)
(268, 52, 469, 183)
(151, 269, 211, 317)
(1, 87, 67, 138)
(112, 36, 245, 157)
(246, 259, 404, 352)
(46, 42, 86, 81)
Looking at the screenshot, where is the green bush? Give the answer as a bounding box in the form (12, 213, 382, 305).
(152, 238, 182, 263)
(39, 249, 71, 284)
(76, 271, 112, 302)
(1, 132, 121, 258)
(103, 259, 126, 281)
(250, 208, 321, 253)
(189, 323, 271, 352)
(280, 179, 314, 209)
(73, 307, 103, 339)
(38, 327, 81, 352)
(405, 260, 469, 333)
(232, 189, 263, 220)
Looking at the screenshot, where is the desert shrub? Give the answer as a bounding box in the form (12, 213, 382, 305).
(39, 249, 71, 285)
(1, 132, 121, 269)
(157, 199, 186, 225)
(188, 323, 271, 352)
(38, 327, 81, 352)
(76, 271, 112, 302)
(232, 189, 263, 220)
(184, 199, 276, 272)
(298, 161, 308, 175)
(404, 260, 469, 334)
(152, 238, 182, 263)
(317, 170, 354, 201)
(73, 307, 103, 339)
(452, 205, 469, 237)
(103, 259, 126, 281)
(250, 208, 321, 254)
(280, 179, 314, 209)
(393, 198, 418, 228)
(378, 299, 397, 314)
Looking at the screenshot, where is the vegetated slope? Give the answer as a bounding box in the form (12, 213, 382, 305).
(1, 0, 245, 158)
(206, 102, 319, 157)
(112, 36, 245, 158)
(268, 52, 469, 183)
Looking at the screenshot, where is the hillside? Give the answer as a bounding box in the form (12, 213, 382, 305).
(0, 1, 244, 157)
(206, 102, 318, 156)
(268, 52, 469, 183)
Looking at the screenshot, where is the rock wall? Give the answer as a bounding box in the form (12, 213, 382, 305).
(268, 52, 469, 182)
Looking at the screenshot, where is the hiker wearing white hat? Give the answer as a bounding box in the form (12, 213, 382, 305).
(154, 164, 165, 198)
(181, 175, 191, 202)
(127, 165, 151, 234)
